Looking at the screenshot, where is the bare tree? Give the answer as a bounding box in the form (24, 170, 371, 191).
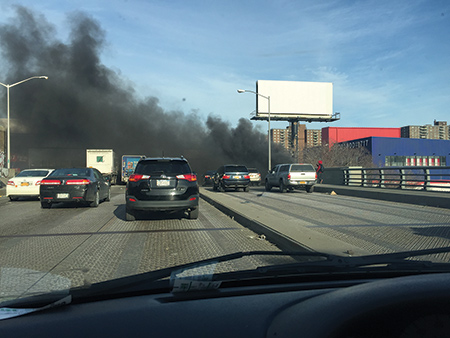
(301, 144, 374, 168)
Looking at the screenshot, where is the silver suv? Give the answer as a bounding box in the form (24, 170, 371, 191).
(265, 163, 316, 193)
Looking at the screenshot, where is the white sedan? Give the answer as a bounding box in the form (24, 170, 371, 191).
(6, 169, 54, 201)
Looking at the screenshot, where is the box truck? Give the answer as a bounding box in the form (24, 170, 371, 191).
(86, 149, 118, 184)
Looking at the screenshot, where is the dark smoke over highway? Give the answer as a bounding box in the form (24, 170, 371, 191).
(0, 6, 292, 174)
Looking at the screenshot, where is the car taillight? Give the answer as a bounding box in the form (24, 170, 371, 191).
(315, 173, 318, 179)
(244, 175, 250, 179)
(7, 180, 14, 186)
(66, 179, 91, 185)
(223, 175, 231, 179)
(288, 173, 291, 180)
(177, 174, 197, 182)
(36, 180, 42, 185)
(128, 174, 150, 182)
(40, 179, 62, 185)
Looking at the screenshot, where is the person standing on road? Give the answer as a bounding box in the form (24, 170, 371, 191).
(316, 160, 324, 184)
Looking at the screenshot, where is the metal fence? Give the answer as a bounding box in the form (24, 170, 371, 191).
(343, 166, 450, 192)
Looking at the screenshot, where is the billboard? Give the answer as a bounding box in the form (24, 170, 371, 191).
(255, 80, 333, 119)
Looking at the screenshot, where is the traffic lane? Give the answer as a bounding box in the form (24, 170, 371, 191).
(200, 186, 450, 261)
(0, 188, 294, 298)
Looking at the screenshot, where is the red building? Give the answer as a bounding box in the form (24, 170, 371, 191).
(322, 127, 401, 146)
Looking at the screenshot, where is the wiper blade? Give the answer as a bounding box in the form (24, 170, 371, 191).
(72, 247, 450, 298)
(257, 246, 450, 274)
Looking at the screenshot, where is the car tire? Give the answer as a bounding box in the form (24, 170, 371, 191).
(41, 201, 51, 209)
(105, 188, 111, 202)
(188, 208, 199, 219)
(126, 208, 136, 221)
(213, 183, 218, 191)
(90, 190, 100, 207)
(279, 180, 286, 193)
(218, 182, 225, 192)
(244, 186, 249, 192)
(265, 181, 272, 192)
(9, 196, 18, 201)
(306, 185, 314, 193)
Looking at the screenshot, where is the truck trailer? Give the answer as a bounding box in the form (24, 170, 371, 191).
(86, 149, 118, 184)
(121, 155, 145, 184)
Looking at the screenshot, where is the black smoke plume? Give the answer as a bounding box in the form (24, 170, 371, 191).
(0, 6, 292, 175)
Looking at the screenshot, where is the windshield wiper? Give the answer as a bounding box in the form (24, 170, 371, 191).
(72, 246, 450, 298)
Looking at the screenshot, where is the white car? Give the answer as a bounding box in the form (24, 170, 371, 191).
(6, 169, 54, 201)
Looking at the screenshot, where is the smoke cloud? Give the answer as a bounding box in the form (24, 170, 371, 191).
(0, 6, 291, 175)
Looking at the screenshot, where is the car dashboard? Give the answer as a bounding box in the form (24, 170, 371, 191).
(1, 272, 450, 337)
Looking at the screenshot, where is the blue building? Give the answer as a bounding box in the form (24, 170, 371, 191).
(341, 137, 450, 167)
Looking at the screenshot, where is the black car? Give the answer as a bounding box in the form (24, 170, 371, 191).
(213, 164, 250, 192)
(125, 157, 199, 221)
(40, 168, 111, 208)
(202, 170, 215, 186)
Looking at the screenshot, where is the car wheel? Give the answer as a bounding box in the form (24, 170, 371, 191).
(126, 208, 136, 221)
(279, 180, 286, 193)
(265, 181, 272, 192)
(188, 208, 199, 219)
(244, 186, 249, 192)
(105, 188, 111, 202)
(41, 201, 51, 209)
(306, 185, 314, 193)
(90, 190, 100, 207)
(218, 182, 225, 192)
(213, 183, 218, 191)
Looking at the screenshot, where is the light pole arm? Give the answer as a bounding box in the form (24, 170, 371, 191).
(0, 75, 48, 170)
(237, 89, 272, 170)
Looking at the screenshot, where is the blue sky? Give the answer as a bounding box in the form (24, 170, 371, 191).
(1, 0, 449, 130)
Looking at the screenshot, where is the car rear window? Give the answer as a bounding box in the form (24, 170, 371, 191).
(248, 168, 259, 173)
(290, 164, 315, 172)
(224, 165, 248, 172)
(50, 168, 90, 176)
(135, 160, 191, 175)
(16, 170, 51, 177)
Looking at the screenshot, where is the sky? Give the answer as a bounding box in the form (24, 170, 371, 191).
(0, 0, 449, 131)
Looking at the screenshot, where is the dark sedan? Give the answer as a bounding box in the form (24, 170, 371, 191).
(40, 168, 111, 208)
(202, 170, 216, 186)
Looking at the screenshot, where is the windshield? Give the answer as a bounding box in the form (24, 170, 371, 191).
(50, 169, 90, 177)
(15, 170, 51, 177)
(1, 1, 450, 304)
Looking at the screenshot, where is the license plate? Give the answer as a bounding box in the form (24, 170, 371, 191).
(57, 193, 69, 199)
(156, 180, 170, 187)
(20, 182, 30, 186)
(233, 175, 240, 179)
(299, 181, 306, 184)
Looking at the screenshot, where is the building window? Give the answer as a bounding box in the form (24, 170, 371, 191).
(385, 155, 446, 166)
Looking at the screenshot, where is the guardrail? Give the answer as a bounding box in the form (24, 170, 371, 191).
(343, 166, 450, 192)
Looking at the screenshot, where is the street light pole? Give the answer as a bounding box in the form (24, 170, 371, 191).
(0, 76, 48, 170)
(237, 89, 271, 171)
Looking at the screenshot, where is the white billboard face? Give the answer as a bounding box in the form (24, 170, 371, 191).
(256, 80, 333, 119)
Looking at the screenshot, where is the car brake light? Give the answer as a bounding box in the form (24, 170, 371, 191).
(177, 174, 197, 182)
(244, 175, 250, 179)
(40, 179, 61, 185)
(315, 173, 318, 179)
(288, 173, 291, 180)
(36, 180, 42, 185)
(66, 179, 91, 185)
(7, 180, 14, 186)
(128, 174, 150, 182)
(223, 175, 231, 179)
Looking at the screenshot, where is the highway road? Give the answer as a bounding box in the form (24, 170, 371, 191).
(1, 184, 450, 300)
(201, 185, 450, 260)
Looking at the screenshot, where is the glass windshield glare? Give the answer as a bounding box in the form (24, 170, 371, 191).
(0, 1, 449, 305)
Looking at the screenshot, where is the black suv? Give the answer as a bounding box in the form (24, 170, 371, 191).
(125, 157, 199, 221)
(213, 165, 250, 192)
